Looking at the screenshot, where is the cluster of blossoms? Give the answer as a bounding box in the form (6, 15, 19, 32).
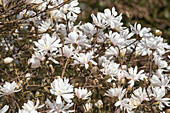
(0, 0, 170, 112)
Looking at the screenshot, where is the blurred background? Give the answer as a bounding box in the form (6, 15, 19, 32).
(77, 0, 170, 44)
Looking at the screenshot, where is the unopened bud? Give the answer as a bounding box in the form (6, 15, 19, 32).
(29, 39, 32, 43)
(46, 61, 49, 64)
(126, 11, 130, 18)
(4, 57, 14, 64)
(35, 91, 40, 97)
(49, 64, 54, 74)
(155, 29, 162, 36)
(135, 50, 140, 57)
(25, 73, 31, 81)
(121, 78, 126, 84)
(120, 49, 126, 57)
(74, 83, 79, 87)
(91, 66, 98, 73)
(95, 100, 103, 108)
(44, 87, 49, 92)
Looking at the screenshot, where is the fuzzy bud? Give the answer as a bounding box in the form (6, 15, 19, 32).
(4, 57, 14, 64)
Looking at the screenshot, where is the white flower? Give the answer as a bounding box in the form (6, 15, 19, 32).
(50, 77, 74, 104)
(65, 31, 90, 47)
(105, 87, 125, 98)
(151, 86, 170, 110)
(150, 74, 169, 88)
(114, 89, 132, 111)
(75, 87, 92, 100)
(137, 36, 170, 56)
(3, 57, 14, 64)
(72, 51, 97, 69)
(34, 33, 62, 54)
(91, 13, 106, 28)
(129, 98, 141, 109)
(126, 66, 147, 87)
(95, 100, 103, 108)
(132, 87, 149, 103)
(98, 56, 107, 66)
(0, 105, 9, 113)
(105, 31, 125, 47)
(62, 45, 74, 58)
(45, 99, 74, 113)
(103, 7, 123, 30)
(96, 29, 106, 43)
(84, 103, 92, 112)
(38, 19, 52, 33)
(101, 60, 120, 78)
(50, 0, 80, 21)
(61, 0, 80, 14)
(105, 46, 119, 58)
(154, 54, 168, 69)
(130, 22, 152, 38)
(21, 99, 44, 112)
(28, 52, 45, 68)
(55, 24, 67, 37)
(0, 81, 21, 97)
(79, 22, 97, 38)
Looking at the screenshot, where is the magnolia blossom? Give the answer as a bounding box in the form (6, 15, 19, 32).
(0, 81, 21, 97)
(98, 56, 107, 66)
(103, 7, 123, 30)
(154, 54, 168, 69)
(38, 19, 52, 33)
(137, 36, 170, 56)
(65, 31, 90, 47)
(21, 99, 44, 113)
(79, 22, 97, 38)
(132, 87, 149, 103)
(61, 0, 80, 14)
(0, 105, 9, 113)
(72, 51, 97, 69)
(45, 99, 74, 113)
(62, 45, 74, 58)
(50, 77, 74, 104)
(150, 74, 169, 88)
(130, 22, 152, 38)
(91, 13, 106, 28)
(34, 33, 62, 54)
(105, 31, 125, 47)
(105, 87, 126, 98)
(129, 98, 141, 109)
(105, 46, 119, 58)
(126, 66, 147, 87)
(151, 86, 170, 110)
(114, 89, 132, 112)
(28, 51, 45, 68)
(101, 60, 120, 78)
(75, 87, 92, 100)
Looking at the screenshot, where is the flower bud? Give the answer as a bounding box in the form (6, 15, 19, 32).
(4, 57, 14, 64)
(95, 100, 103, 108)
(120, 49, 126, 57)
(25, 73, 31, 81)
(155, 29, 162, 36)
(135, 50, 140, 57)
